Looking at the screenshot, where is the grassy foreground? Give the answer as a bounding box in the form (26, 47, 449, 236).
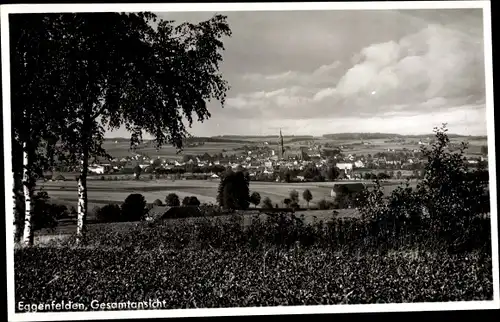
(15, 214, 493, 311)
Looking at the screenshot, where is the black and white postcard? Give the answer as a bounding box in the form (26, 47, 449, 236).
(2, 1, 498, 321)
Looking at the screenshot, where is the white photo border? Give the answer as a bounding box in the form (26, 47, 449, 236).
(2, 1, 498, 321)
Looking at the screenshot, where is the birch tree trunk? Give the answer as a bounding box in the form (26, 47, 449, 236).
(13, 172, 25, 243)
(76, 149, 89, 244)
(13, 137, 25, 243)
(22, 145, 34, 246)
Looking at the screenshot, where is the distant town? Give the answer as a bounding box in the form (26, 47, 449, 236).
(46, 131, 488, 183)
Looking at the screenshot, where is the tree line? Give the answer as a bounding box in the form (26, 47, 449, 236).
(11, 12, 232, 245)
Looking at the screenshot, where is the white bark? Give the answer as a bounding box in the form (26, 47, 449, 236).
(76, 158, 88, 244)
(22, 146, 33, 246)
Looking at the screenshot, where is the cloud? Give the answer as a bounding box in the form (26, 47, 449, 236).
(223, 21, 485, 123)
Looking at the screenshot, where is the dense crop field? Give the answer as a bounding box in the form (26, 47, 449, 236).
(15, 213, 493, 311)
(15, 248, 492, 310)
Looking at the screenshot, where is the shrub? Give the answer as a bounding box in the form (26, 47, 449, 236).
(31, 191, 61, 233)
(217, 170, 250, 210)
(289, 201, 300, 210)
(153, 199, 163, 206)
(69, 206, 77, 217)
(358, 124, 491, 252)
(121, 194, 147, 222)
(249, 192, 261, 208)
(283, 198, 291, 207)
(182, 196, 201, 207)
(262, 197, 273, 209)
(289, 189, 299, 203)
(165, 193, 180, 207)
(317, 198, 334, 210)
(302, 189, 313, 208)
(95, 204, 122, 223)
(91, 206, 101, 218)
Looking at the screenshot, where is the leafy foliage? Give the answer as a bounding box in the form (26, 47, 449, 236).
(217, 170, 250, 210)
(182, 196, 201, 207)
(133, 165, 142, 179)
(317, 199, 335, 210)
(95, 204, 122, 223)
(165, 193, 180, 207)
(289, 189, 299, 203)
(302, 189, 313, 207)
(153, 199, 163, 206)
(31, 191, 66, 232)
(121, 194, 147, 222)
(11, 12, 232, 241)
(262, 197, 273, 209)
(358, 124, 491, 252)
(249, 192, 261, 208)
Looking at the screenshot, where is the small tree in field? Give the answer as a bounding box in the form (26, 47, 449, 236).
(217, 170, 250, 210)
(133, 165, 142, 180)
(182, 196, 201, 207)
(262, 197, 273, 209)
(289, 189, 299, 203)
(188, 196, 201, 207)
(121, 193, 147, 222)
(153, 199, 163, 206)
(302, 189, 313, 208)
(165, 193, 180, 207)
(283, 198, 291, 207)
(249, 192, 261, 208)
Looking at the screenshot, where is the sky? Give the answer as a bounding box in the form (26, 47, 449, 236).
(106, 8, 487, 138)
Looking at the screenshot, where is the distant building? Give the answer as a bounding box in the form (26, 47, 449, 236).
(336, 163, 354, 172)
(354, 160, 365, 168)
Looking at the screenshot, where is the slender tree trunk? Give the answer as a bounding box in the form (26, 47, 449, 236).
(13, 171, 25, 243)
(22, 145, 34, 246)
(76, 148, 89, 244)
(13, 138, 25, 243)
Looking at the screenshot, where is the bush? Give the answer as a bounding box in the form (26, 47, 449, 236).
(217, 170, 250, 210)
(91, 206, 101, 218)
(317, 198, 334, 210)
(165, 193, 180, 207)
(95, 204, 122, 223)
(262, 197, 273, 209)
(31, 191, 65, 233)
(153, 199, 163, 206)
(182, 196, 201, 207)
(249, 192, 261, 208)
(121, 194, 147, 222)
(358, 124, 491, 252)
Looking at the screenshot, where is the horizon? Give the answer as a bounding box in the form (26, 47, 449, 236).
(105, 8, 487, 138)
(104, 131, 487, 140)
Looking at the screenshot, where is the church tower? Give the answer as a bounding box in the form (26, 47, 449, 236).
(278, 128, 285, 159)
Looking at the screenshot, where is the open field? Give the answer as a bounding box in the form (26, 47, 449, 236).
(39, 179, 413, 212)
